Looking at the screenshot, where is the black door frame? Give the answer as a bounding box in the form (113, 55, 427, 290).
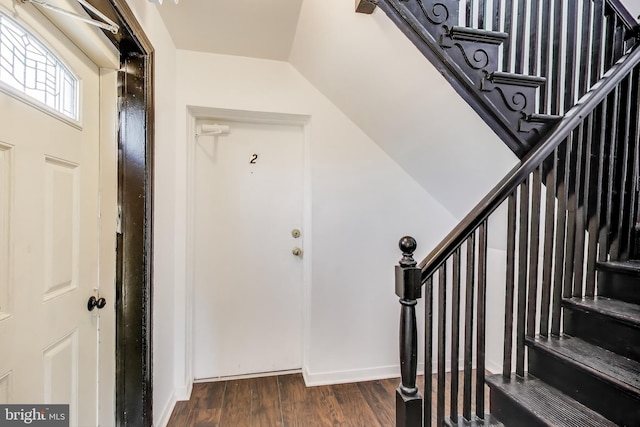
(84, 1, 154, 426)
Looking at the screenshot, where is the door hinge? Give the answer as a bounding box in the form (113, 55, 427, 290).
(116, 205, 122, 235)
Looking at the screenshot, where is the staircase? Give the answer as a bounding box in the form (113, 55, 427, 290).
(356, 0, 640, 426)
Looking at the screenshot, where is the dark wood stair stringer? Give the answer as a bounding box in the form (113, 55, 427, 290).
(372, 0, 561, 158)
(358, 0, 638, 159)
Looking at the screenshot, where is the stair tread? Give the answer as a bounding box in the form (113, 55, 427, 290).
(597, 260, 640, 275)
(528, 335, 640, 393)
(489, 72, 546, 87)
(525, 113, 562, 122)
(564, 296, 640, 327)
(486, 374, 618, 427)
(448, 26, 509, 44)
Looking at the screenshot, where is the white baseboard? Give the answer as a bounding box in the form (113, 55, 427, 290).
(155, 379, 193, 427)
(486, 359, 502, 375)
(155, 391, 178, 427)
(194, 369, 302, 384)
(175, 383, 193, 401)
(302, 365, 402, 387)
(302, 358, 502, 388)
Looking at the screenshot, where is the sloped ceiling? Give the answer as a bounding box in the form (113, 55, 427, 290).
(156, 0, 303, 60)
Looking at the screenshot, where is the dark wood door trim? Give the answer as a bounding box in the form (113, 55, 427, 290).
(84, 1, 154, 426)
(116, 51, 154, 427)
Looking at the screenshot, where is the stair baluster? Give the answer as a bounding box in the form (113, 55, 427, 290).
(462, 232, 476, 421)
(475, 221, 488, 421)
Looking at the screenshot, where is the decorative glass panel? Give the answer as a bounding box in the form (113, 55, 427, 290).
(0, 11, 78, 120)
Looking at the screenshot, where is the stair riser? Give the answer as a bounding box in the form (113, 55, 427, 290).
(488, 387, 548, 427)
(597, 269, 640, 305)
(563, 307, 640, 362)
(528, 347, 640, 426)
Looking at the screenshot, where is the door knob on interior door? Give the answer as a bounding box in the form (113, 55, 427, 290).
(292, 247, 303, 258)
(87, 296, 107, 311)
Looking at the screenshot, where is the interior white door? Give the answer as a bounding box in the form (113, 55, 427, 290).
(193, 119, 304, 379)
(0, 7, 108, 426)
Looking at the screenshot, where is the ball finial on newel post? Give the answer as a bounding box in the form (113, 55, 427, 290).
(399, 236, 417, 268)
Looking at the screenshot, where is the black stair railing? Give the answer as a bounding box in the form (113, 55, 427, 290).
(360, 0, 639, 157)
(394, 41, 640, 427)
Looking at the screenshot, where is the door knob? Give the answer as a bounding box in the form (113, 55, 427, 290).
(292, 247, 303, 258)
(87, 296, 107, 311)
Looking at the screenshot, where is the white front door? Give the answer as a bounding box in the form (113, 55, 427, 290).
(0, 6, 113, 426)
(193, 118, 304, 379)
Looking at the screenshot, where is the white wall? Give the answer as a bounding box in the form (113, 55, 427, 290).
(621, 0, 640, 20)
(289, 0, 519, 220)
(174, 50, 459, 387)
(121, 2, 178, 426)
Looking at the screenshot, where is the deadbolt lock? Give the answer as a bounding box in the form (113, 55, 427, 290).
(291, 229, 301, 238)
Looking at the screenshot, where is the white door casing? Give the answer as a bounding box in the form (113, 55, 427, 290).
(0, 4, 116, 426)
(193, 118, 305, 380)
(97, 68, 118, 427)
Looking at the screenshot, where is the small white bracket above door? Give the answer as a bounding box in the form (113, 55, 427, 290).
(20, 0, 119, 34)
(196, 124, 231, 138)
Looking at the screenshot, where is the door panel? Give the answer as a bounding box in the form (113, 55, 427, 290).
(193, 119, 304, 379)
(43, 330, 78, 416)
(44, 157, 79, 300)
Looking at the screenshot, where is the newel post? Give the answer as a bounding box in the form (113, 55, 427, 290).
(395, 236, 423, 427)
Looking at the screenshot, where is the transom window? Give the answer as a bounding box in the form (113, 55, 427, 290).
(0, 11, 79, 120)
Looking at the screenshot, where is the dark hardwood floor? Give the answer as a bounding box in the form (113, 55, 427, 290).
(167, 372, 487, 426)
